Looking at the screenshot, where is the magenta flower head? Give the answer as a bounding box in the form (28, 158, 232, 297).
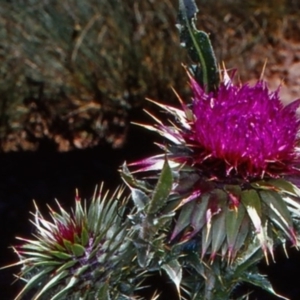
(128, 69, 300, 264)
(189, 71, 300, 179)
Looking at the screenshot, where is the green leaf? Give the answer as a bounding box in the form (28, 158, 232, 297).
(19, 242, 49, 252)
(81, 227, 89, 247)
(234, 240, 263, 274)
(177, 0, 219, 92)
(33, 270, 69, 300)
(240, 272, 289, 300)
(260, 191, 297, 244)
(184, 252, 206, 278)
(241, 189, 272, 262)
(230, 215, 250, 261)
(226, 203, 246, 257)
(54, 260, 77, 273)
(62, 239, 73, 253)
(131, 188, 150, 211)
(260, 190, 295, 242)
(201, 223, 212, 259)
(211, 207, 226, 259)
(209, 190, 227, 259)
(268, 178, 300, 197)
(120, 162, 150, 192)
(133, 238, 151, 268)
(171, 200, 195, 241)
(152, 212, 175, 231)
(147, 158, 173, 215)
(32, 260, 62, 267)
(50, 274, 78, 300)
(162, 259, 182, 295)
(14, 266, 55, 300)
(18, 251, 52, 259)
(190, 194, 210, 237)
(240, 189, 262, 232)
(49, 250, 72, 260)
(71, 243, 86, 257)
(96, 283, 111, 300)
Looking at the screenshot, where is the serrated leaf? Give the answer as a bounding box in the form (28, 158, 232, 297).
(162, 259, 182, 295)
(120, 162, 150, 192)
(240, 272, 289, 300)
(177, 0, 219, 92)
(131, 188, 150, 211)
(147, 158, 173, 215)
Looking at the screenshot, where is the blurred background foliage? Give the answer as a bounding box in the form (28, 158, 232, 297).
(0, 0, 300, 152)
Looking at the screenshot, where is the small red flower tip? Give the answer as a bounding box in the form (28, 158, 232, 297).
(54, 221, 82, 245)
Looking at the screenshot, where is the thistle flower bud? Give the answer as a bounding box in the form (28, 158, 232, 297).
(4, 185, 138, 300)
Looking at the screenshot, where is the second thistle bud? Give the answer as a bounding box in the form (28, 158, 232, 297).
(6, 185, 138, 300)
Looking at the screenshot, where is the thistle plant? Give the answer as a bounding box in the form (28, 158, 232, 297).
(4, 1, 300, 300)
(123, 0, 300, 298)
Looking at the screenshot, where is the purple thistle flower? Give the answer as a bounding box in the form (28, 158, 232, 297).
(128, 70, 300, 263)
(188, 73, 300, 178)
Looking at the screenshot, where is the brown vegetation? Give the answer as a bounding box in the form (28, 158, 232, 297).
(0, 0, 300, 152)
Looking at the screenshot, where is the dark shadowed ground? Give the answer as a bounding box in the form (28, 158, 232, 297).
(1, 119, 300, 300)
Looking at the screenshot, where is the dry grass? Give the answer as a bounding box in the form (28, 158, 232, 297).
(0, 0, 300, 151)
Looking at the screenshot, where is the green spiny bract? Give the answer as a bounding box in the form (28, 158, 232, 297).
(6, 185, 139, 300)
